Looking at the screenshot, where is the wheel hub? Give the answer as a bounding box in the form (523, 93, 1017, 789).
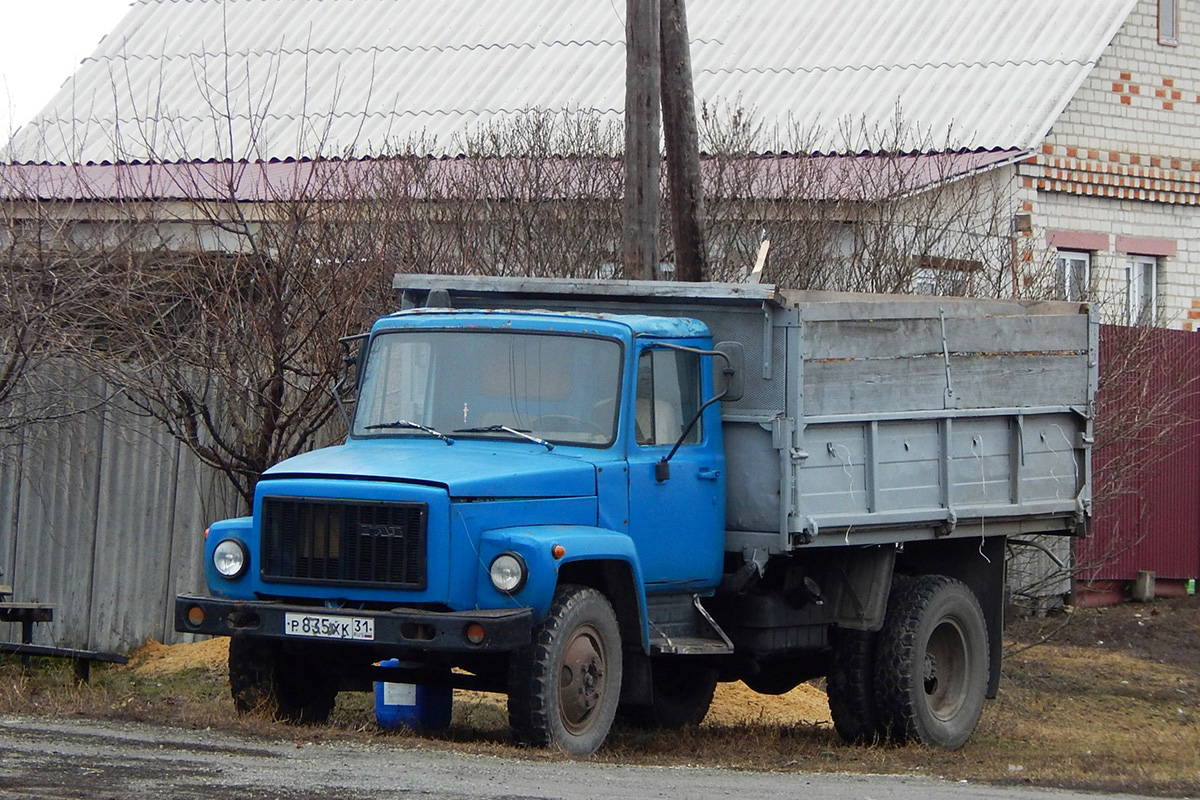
(559, 625, 606, 734)
(923, 652, 939, 695)
(925, 619, 968, 721)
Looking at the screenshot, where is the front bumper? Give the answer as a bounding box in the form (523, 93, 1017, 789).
(175, 594, 533, 653)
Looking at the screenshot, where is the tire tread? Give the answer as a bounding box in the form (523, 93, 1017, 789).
(508, 584, 621, 754)
(873, 575, 987, 749)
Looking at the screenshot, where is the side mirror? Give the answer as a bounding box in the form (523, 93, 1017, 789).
(714, 341, 744, 402)
(334, 332, 370, 428)
(339, 332, 370, 391)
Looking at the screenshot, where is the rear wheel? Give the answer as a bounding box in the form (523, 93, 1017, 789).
(873, 576, 989, 749)
(508, 585, 622, 756)
(228, 637, 339, 724)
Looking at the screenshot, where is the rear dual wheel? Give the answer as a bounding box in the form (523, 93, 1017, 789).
(826, 627, 883, 744)
(828, 575, 988, 750)
(874, 575, 989, 749)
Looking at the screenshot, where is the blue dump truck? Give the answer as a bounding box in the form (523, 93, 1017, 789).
(176, 276, 1095, 755)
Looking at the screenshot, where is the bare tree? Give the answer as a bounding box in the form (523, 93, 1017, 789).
(0, 176, 118, 439)
(696, 106, 1024, 293)
(50, 163, 398, 510)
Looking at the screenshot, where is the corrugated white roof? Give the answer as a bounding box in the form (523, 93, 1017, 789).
(4, 0, 1136, 164)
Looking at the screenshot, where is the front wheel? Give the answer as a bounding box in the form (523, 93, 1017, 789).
(621, 658, 717, 729)
(228, 637, 339, 724)
(873, 575, 989, 749)
(508, 585, 623, 756)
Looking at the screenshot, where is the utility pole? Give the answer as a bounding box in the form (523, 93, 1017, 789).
(660, 0, 706, 282)
(622, 0, 661, 281)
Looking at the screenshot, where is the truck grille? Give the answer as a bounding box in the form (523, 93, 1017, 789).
(260, 498, 428, 589)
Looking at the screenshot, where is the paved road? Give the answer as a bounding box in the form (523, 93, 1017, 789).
(0, 715, 1149, 800)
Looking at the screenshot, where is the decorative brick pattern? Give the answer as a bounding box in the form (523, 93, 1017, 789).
(1049, 1, 1199, 160)
(1021, 148, 1200, 204)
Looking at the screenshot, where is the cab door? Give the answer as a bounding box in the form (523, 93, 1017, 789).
(625, 343, 725, 590)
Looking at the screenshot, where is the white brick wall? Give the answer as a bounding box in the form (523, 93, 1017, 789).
(1050, 0, 1200, 157)
(1032, 0, 1200, 329)
(1030, 192, 1200, 327)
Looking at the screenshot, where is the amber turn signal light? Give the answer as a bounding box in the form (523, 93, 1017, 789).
(185, 605, 205, 628)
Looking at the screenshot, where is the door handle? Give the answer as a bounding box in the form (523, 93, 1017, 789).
(697, 468, 721, 481)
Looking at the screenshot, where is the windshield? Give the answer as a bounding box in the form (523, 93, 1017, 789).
(353, 329, 623, 447)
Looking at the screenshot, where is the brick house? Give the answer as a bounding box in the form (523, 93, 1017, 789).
(2, 0, 1198, 326)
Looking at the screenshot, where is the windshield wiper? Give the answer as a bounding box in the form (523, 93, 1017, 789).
(454, 425, 554, 451)
(364, 419, 454, 445)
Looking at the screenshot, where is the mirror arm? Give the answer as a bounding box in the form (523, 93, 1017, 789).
(656, 388, 727, 481)
(332, 377, 352, 429)
(646, 343, 734, 483)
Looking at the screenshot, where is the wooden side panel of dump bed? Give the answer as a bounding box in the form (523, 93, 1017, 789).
(781, 291, 1095, 552)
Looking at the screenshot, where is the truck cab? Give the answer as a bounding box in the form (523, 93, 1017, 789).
(178, 306, 730, 754)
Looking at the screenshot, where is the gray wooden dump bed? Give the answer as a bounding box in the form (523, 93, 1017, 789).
(395, 275, 1096, 555)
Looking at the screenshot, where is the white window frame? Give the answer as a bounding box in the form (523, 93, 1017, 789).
(912, 267, 939, 296)
(1125, 255, 1159, 326)
(1055, 250, 1090, 302)
(911, 257, 979, 297)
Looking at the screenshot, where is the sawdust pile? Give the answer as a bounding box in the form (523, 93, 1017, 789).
(130, 637, 230, 676)
(126, 638, 831, 724)
(705, 681, 830, 726)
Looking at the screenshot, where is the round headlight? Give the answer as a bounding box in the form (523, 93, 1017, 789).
(489, 552, 527, 594)
(213, 539, 248, 579)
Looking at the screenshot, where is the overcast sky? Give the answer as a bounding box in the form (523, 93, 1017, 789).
(0, 0, 133, 144)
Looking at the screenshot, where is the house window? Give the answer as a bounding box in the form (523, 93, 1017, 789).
(911, 256, 979, 296)
(1055, 250, 1090, 301)
(1160, 0, 1179, 45)
(1125, 256, 1158, 325)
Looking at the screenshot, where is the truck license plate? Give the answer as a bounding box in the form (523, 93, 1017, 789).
(283, 612, 375, 641)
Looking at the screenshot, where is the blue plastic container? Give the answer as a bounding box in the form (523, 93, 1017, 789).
(374, 659, 453, 731)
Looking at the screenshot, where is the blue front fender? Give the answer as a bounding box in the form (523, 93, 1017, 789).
(476, 525, 649, 651)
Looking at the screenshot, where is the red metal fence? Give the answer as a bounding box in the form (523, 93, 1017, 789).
(1077, 325, 1200, 601)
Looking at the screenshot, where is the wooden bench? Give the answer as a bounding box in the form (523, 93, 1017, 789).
(0, 584, 128, 682)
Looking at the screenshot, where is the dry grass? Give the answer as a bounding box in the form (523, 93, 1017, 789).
(2, 597, 1198, 796)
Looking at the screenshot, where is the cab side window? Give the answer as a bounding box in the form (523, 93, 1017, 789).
(635, 349, 701, 446)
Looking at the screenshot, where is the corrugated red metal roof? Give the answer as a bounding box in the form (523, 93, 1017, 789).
(0, 149, 1026, 203)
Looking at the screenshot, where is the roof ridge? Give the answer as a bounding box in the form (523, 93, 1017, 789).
(698, 58, 1098, 79)
(27, 107, 625, 126)
(87, 38, 637, 64)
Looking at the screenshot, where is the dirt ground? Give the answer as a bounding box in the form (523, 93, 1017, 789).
(1013, 594, 1200, 672)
